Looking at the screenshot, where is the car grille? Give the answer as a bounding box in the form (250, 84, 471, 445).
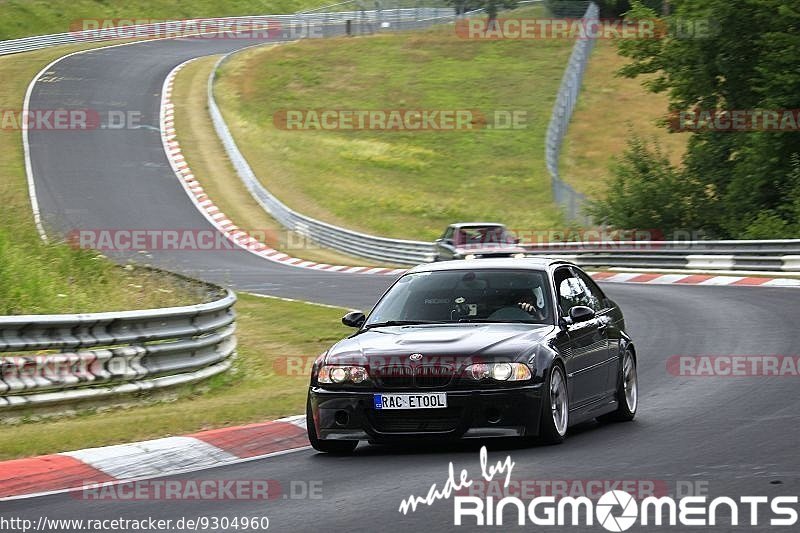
(414, 365, 453, 388)
(374, 365, 414, 388)
(373, 364, 454, 389)
(369, 407, 462, 433)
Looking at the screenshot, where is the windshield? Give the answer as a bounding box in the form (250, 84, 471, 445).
(365, 269, 553, 326)
(454, 226, 514, 246)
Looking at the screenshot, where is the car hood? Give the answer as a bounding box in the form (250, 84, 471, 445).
(326, 324, 554, 365)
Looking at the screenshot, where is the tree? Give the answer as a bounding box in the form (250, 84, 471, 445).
(592, 0, 800, 238)
(587, 136, 710, 238)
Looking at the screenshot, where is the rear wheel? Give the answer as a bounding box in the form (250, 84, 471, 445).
(538, 364, 569, 444)
(306, 395, 358, 455)
(599, 349, 638, 422)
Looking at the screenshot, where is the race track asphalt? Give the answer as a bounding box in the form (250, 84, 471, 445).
(27, 34, 395, 310)
(4, 284, 799, 531)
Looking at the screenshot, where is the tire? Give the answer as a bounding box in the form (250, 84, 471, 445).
(538, 364, 569, 444)
(599, 349, 638, 423)
(306, 395, 358, 455)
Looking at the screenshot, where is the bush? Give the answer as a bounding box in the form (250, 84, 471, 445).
(587, 135, 710, 238)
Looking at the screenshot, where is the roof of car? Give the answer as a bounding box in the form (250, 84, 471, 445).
(408, 257, 572, 274)
(448, 222, 506, 229)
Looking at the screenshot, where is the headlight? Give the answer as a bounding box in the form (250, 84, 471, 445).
(330, 367, 347, 383)
(350, 366, 368, 383)
(465, 362, 531, 381)
(317, 365, 370, 384)
(492, 363, 513, 381)
(464, 254, 477, 260)
(512, 253, 526, 259)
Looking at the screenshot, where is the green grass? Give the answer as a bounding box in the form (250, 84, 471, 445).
(0, 232, 210, 314)
(0, 293, 349, 459)
(215, 19, 574, 241)
(0, 0, 328, 40)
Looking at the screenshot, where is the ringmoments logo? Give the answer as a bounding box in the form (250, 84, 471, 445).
(398, 447, 800, 530)
(595, 490, 638, 532)
(452, 490, 800, 529)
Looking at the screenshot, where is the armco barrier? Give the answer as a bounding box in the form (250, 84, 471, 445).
(0, 289, 236, 409)
(521, 240, 800, 272)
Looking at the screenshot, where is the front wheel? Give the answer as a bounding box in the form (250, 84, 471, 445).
(538, 364, 569, 444)
(599, 349, 638, 423)
(306, 396, 358, 455)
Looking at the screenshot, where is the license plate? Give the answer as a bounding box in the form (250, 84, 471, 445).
(373, 392, 447, 410)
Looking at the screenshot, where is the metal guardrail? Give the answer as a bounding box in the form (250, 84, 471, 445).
(0, 7, 459, 56)
(544, 1, 597, 224)
(0, 290, 237, 409)
(523, 240, 800, 272)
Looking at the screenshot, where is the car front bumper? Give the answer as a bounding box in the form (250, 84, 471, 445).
(308, 385, 544, 441)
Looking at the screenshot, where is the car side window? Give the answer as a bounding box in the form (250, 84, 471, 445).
(442, 227, 454, 243)
(573, 269, 607, 312)
(554, 267, 588, 316)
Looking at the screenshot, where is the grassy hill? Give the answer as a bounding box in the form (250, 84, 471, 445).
(559, 39, 688, 198)
(0, 0, 327, 40)
(215, 19, 574, 241)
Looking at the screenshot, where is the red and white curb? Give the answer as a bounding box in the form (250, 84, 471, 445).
(0, 416, 308, 500)
(160, 60, 405, 277)
(589, 271, 800, 287)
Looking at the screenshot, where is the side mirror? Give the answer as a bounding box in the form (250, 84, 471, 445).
(342, 311, 366, 328)
(568, 306, 595, 324)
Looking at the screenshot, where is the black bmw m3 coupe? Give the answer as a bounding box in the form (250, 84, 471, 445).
(306, 258, 638, 454)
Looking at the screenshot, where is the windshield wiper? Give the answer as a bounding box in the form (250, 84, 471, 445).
(363, 320, 448, 329)
(456, 318, 538, 324)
